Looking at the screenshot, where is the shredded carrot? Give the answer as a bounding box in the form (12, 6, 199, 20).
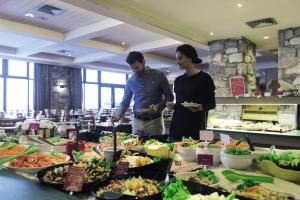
(0, 145, 26, 156)
(10, 153, 67, 168)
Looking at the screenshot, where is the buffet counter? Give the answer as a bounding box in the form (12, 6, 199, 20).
(0, 169, 80, 200)
(208, 128, 300, 149)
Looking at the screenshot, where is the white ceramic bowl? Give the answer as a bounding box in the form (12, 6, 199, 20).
(220, 151, 252, 170)
(252, 147, 269, 161)
(178, 146, 196, 162)
(196, 145, 221, 166)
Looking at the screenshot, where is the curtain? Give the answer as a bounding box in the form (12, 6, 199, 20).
(34, 63, 51, 112)
(69, 67, 82, 109)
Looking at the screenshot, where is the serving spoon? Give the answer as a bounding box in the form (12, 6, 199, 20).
(222, 169, 274, 183)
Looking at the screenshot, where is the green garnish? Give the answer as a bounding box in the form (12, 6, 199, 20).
(91, 157, 111, 170)
(167, 143, 175, 151)
(146, 139, 158, 145)
(196, 169, 218, 184)
(2, 136, 19, 143)
(237, 179, 259, 190)
(51, 151, 59, 156)
(226, 192, 236, 200)
(163, 179, 190, 200)
(153, 157, 161, 163)
(47, 137, 62, 143)
(225, 147, 251, 155)
(259, 145, 300, 168)
(72, 150, 84, 160)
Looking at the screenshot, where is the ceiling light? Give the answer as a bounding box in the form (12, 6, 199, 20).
(210, 32, 214, 36)
(166, 70, 170, 73)
(25, 12, 35, 18)
(264, 36, 270, 39)
(57, 50, 72, 56)
(237, 3, 242, 7)
(121, 42, 126, 46)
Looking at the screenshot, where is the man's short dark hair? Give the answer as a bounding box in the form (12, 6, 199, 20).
(126, 51, 144, 65)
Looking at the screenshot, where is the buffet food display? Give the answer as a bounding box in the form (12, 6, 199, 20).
(208, 119, 295, 133)
(1, 133, 300, 200)
(40, 158, 111, 184)
(94, 176, 161, 198)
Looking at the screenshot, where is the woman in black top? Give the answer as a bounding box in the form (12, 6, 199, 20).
(168, 44, 216, 141)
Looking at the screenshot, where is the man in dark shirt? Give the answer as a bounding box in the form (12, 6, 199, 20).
(116, 51, 174, 135)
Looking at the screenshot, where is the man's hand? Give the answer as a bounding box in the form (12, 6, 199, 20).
(166, 102, 175, 111)
(149, 104, 159, 113)
(187, 105, 203, 112)
(111, 115, 121, 122)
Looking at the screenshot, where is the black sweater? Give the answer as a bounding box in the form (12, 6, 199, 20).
(169, 71, 216, 141)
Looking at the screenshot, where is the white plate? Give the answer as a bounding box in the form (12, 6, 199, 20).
(181, 102, 201, 108)
(174, 171, 220, 187)
(3, 154, 70, 174)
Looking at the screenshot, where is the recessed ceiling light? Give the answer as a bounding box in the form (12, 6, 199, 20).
(210, 32, 214, 36)
(237, 3, 242, 7)
(264, 36, 270, 39)
(57, 50, 72, 56)
(25, 12, 35, 18)
(121, 42, 126, 46)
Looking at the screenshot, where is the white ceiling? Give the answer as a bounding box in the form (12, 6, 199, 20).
(0, 31, 40, 48)
(0, 0, 107, 32)
(93, 24, 166, 46)
(0, 0, 298, 74)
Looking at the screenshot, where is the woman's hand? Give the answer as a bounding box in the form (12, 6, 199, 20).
(187, 105, 203, 112)
(166, 102, 175, 111)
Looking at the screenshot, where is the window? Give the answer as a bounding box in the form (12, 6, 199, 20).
(82, 69, 128, 110)
(8, 60, 27, 77)
(6, 79, 28, 111)
(86, 69, 98, 83)
(0, 59, 2, 75)
(101, 87, 112, 108)
(83, 83, 98, 109)
(101, 71, 126, 85)
(29, 80, 34, 111)
(29, 62, 34, 79)
(114, 88, 124, 108)
(0, 59, 34, 115)
(0, 78, 3, 111)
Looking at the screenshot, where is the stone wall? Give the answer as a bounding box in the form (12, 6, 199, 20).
(208, 37, 256, 97)
(278, 27, 300, 90)
(49, 66, 71, 109)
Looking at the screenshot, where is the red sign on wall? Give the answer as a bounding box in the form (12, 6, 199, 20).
(230, 76, 245, 96)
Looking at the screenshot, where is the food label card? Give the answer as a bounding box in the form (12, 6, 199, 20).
(114, 161, 129, 177)
(63, 166, 85, 192)
(29, 122, 39, 130)
(220, 134, 231, 145)
(197, 154, 213, 166)
(199, 131, 214, 141)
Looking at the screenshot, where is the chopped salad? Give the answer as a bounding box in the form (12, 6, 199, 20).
(96, 176, 160, 198)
